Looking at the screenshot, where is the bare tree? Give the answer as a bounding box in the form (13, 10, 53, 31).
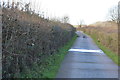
(78, 19, 84, 28)
(62, 16, 69, 23)
(12, 0, 15, 8)
(118, 1, 120, 23)
(25, 3, 30, 12)
(7, 0, 10, 8)
(107, 6, 118, 22)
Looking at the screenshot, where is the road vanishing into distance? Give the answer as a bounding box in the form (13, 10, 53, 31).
(56, 31, 118, 78)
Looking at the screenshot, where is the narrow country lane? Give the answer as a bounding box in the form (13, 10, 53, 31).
(56, 31, 118, 78)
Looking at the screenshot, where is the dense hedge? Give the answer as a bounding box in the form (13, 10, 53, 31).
(2, 8, 76, 78)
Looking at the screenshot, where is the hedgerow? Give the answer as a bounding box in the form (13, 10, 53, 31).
(2, 3, 76, 78)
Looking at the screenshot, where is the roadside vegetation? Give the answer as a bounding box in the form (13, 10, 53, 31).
(2, 1, 76, 78)
(18, 35, 77, 78)
(41, 35, 77, 78)
(79, 21, 119, 65)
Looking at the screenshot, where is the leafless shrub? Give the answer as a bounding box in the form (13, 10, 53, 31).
(2, 2, 76, 78)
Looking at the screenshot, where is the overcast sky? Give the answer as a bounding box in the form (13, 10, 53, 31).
(2, 0, 120, 25)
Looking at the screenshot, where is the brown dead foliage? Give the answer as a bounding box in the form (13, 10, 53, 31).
(2, 7, 76, 78)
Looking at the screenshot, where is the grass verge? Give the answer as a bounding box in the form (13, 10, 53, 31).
(19, 34, 77, 78)
(41, 34, 77, 78)
(84, 32, 119, 66)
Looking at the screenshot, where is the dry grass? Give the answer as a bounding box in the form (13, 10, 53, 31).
(80, 21, 118, 55)
(79, 21, 119, 65)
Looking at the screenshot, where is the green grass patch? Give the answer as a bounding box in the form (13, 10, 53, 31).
(84, 32, 119, 66)
(42, 34, 77, 78)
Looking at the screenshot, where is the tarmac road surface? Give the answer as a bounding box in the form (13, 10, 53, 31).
(56, 31, 118, 78)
